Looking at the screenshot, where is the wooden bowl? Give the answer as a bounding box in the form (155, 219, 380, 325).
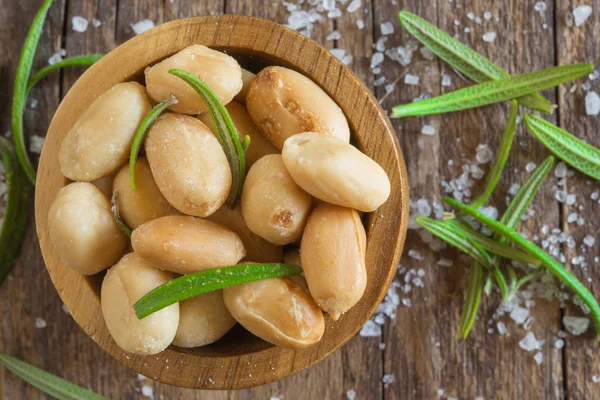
(35, 15, 409, 389)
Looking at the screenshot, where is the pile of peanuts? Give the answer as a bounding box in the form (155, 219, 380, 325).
(48, 45, 391, 355)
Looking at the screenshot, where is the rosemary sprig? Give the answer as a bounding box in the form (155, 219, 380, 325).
(26, 54, 103, 95)
(129, 95, 178, 190)
(133, 263, 302, 319)
(524, 114, 600, 180)
(458, 260, 484, 339)
(397, 11, 554, 113)
(0, 351, 107, 400)
(391, 63, 593, 118)
(470, 100, 518, 208)
(445, 197, 600, 338)
(0, 138, 31, 285)
(168, 69, 246, 207)
(11, 0, 54, 184)
(111, 191, 131, 238)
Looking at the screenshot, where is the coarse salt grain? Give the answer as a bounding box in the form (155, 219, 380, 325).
(356, 19, 365, 29)
(92, 18, 102, 28)
(421, 125, 436, 136)
(131, 19, 155, 35)
(555, 162, 567, 178)
(442, 74, 452, 87)
(510, 307, 529, 324)
(408, 249, 423, 260)
(346, 390, 357, 400)
(519, 332, 541, 351)
(141, 385, 154, 399)
(323, 0, 336, 11)
(593, 376, 600, 384)
(326, 30, 341, 40)
(327, 8, 342, 18)
(563, 315, 590, 335)
(534, 352, 543, 365)
(476, 145, 493, 164)
(30, 135, 45, 154)
(72, 16, 88, 33)
(371, 52, 384, 68)
(484, 11, 492, 19)
(525, 162, 537, 173)
(482, 32, 497, 42)
(437, 258, 453, 267)
(584, 235, 596, 247)
(534, 2, 547, 12)
(381, 22, 394, 35)
(48, 49, 66, 65)
(555, 338, 565, 349)
(35, 317, 47, 328)
(382, 374, 394, 387)
(360, 320, 382, 337)
(347, 0, 361, 13)
(573, 5, 592, 27)
(585, 91, 600, 116)
(404, 74, 420, 85)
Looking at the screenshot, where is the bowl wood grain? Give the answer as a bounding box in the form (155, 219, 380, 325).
(35, 15, 409, 389)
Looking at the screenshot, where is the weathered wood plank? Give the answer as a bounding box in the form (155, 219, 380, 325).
(375, 1, 563, 398)
(556, 1, 600, 399)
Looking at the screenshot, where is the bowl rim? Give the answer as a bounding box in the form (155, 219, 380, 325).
(34, 14, 409, 389)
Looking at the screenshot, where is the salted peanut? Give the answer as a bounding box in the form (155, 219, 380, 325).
(48, 182, 127, 275)
(205, 205, 282, 263)
(112, 158, 177, 229)
(59, 82, 151, 181)
(198, 101, 278, 169)
(131, 215, 246, 274)
(223, 274, 324, 349)
(282, 249, 301, 266)
(241, 155, 311, 245)
(233, 68, 255, 102)
(282, 132, 391, 212)
(300, 203, 367, 320)
(145, 113, 231, 217)
(101, 253, 179, 355)
(145, 45, 242, 115)
(92, 174, 115, 198)
(246, 66, 350, 150)
(172, 290, 236, 348)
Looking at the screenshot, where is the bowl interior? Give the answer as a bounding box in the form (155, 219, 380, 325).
(35, 15, 409, 389)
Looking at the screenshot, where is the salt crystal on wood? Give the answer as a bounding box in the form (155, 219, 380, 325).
(421, 125, 436, 136)
(347, 0, 361, 13)
(404, 74, 420, 85)
(72, 16, 88, 33)
(482, 32, 497, 42)
(381, 22, 394, 35)
(534, 352, 543, 365)
(585, 91, 600, 115)
(519, 332, 541, 351)
(131, 19, 155, 35)
(360, 320, 382, 337)
(563, 315, 589, 335)
(573, 5, 592, 27)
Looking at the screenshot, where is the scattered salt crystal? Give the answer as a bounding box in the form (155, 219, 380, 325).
(437, 258, 453, 267)
(563, 315, 590, 335)
(327, 8, 342, 18)
(582, 82, 592, 91)
(374, 313, 386, 325)
(421, 125, 436, 136)
(404, 74, 420, 86)
(48, 50, 65, 65)
(141, 385, 154, 399)
(534, 352, 543, 365)
(555, 338, 565, 349)
(341, 54, 353, 65)
(482, 32, 497, 42)
(62, 304, 70, 314)
(331, 48, 346, 60)
(381, 22, 394, 35)
(519, 332, 541, 351)
(131, 19, 155, 35)
(379, 343, 386, 350)
(374, 76, 386, 87)
(347, 0, 361, 13)
(356, 19, 365, 29)
(30, 98, 38, 109)
(72, 16, 88, 33)
(467, 12, 475, 20)
(419, 47, 435, 61)
(566, 194, 577, 206)
(92, 18, 102, 28)
(583, 235, 595, 247)
(441, 75, 452, 87)
(346, 389, 357, 400)
(555, 162, 567, 178)
(497, 321, 507, 335)
(475, 145, 493, 164)
(30, 135, 45, 154)
(326, 30, 341, 40)
(510, 307, 529, 324)
(323, 0, 336, 11)
(382, 374, 395, 387)
(402, 298, 412, 307)
(484, 11, 492, 19)
(475, 16, 483, 24)
(567, 213, 578, 223)
(371, 52, 384, 68)
(438, 389, 445, 396)
(555, 190, 567, 203)
(464, 27, 471, 33)
(360, 320, 382, 337)
(573, 5, 592, 27)
(35, 317, 47, 328)
(593, 376, 600, 384)
(534, 2, 547, 12)
(585, 91, 600, 115)
(525, 162, 537, 173)
(454, 19, 460, 25)
(508, 183, 521, 195)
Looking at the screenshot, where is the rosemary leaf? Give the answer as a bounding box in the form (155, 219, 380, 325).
(129, 95, 178, 190)
(111, 191, 131, 238)
(0, 351, 107, 400)
(11, 0, 54, 184)
(26, 54, 103, 95)
(168, 69, 246, 207)
(391, 63, 593, 118)
(458, 260, 484, 339)
(398, 11, 554, 113)
(445, 197, 600, 338)
(470, 100, 518, 208)
(134, 263, 302, 319)
(524, 114, 600, 181)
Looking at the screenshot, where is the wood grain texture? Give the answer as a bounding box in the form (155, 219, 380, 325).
(2, 0, 600, 398)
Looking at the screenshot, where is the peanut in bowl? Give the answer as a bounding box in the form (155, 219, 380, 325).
(34, 15, 409, 389)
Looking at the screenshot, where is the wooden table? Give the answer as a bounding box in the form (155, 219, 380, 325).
(1, 0, 599, 398)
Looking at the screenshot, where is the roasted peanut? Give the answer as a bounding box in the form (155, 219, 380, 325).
(300, 203, 367, 320)
(101, 253, 179, 355)
(198, 101, 278, 170)
(223, 274, 324, 348)
(233, 68, 256, 103)
(172, 290, 236, 348)
(241, 154, 311, 245)
(246, 66, 350, 150)
(205, 205, 282, 263)
(59, 82, 151, 181)
(48, 182, 128, 275)
(131, 215, 246, 274)
(145, 45, 242, 115)
(145, 113, 231, 217)
(112, 157, 177, 229)
(282, 132, 391, 212)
